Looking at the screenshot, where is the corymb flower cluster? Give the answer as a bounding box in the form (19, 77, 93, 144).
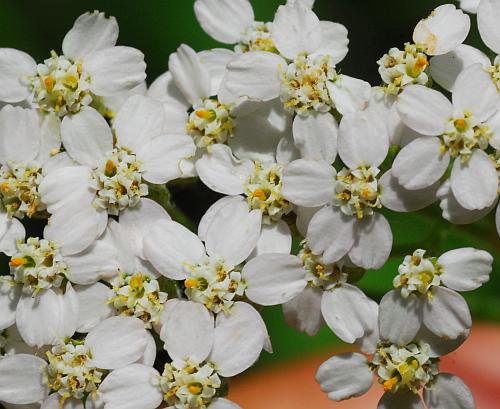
(0, 1, 497, 409)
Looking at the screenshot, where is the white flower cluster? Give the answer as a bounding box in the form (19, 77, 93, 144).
(0, 1, 497, 409)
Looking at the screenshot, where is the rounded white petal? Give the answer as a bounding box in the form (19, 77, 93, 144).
(249, 220, 292, 257)
(85, 46, 146, 96)
(210, 302, 267, 377)
(283, 286, 323, 336)
(307, 206, 355, 263)
(98, 364, 163, 409)
(326, 75, 371, 115)
(85, 316, 148, 370)
(315, 21, 349, 65)
(452, 63, 498, 121)
(194, 0, 254, 44)
(292, 112, 338, 163)
(378, 389, 424, 409)
(348, 213, 392, 270)
(423, 286, 471, 339)
(161, 300, 214, 363)
(413, 4, 470, 56)
(478, 0, 500, 54)
(199, 48, 237, 96)
(355, 298, 379, 355)
(0, 281, 20, 331)
(0, 216, 25, 256)
(61, 106, 113, 167)
(198, 196, 245, 241)
(136, 331, 157, 366)
(243, 253, 306, 305)
(276, 133, 301, 165)
(168, 44, 211, 104)
(196, 144, 252, 195)
(439, 248, 493, 291)
(424, 374, 475, 409)
(392, 137, 449, 190)
(0, 48, 36, 103)
(282, 159, 335, 207)
(451, 149, 498, 210)
(460, 0, 480, 13)
(220, 51, 285, 103)
(316, 353, 372, 401)
(272, 1, 322, 59)
(75, 282, 114, 333)
(295, 205, 320, 237)
(143, 220, 206, 280)
(430, 44, 490, 92)
(204, 199, 262, 266)
(209, 398, 242, 409)
(417, 325, 469, 357)
(380, 170, 439, 212)
(0, 354, 48, 404)
(321, 284, 375, 343)
(379, 289, 422, 346)
(0, 105, 40, 164)
(147, 71, 190, 109)
(338, 110, 389, 168)
(62, 11, 118, 59)
(397, 85, 452, 136)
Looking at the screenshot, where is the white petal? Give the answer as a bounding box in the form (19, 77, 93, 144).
(282, 159, 335, 207)
(136, 331, 157, 366)
(392, 137, 449, 190)
(276, 133, 301, 165)
(119, 197, 171, 258)
(210, 302, 266, 376)
(292, 112, 338, 163)
(272, 2, 322, 59)
(327, 75, 371, 115)
(379, 289, 422, 345)
(198, 196, 245, 241)
(0, 354, 48, 404)
(75, 282, 114, 333)
(460, 0, 480, 13)
(307, 206, 355, 263)
(423, 286, 471, 339)
(196, 144, 251, 195)
(315, 21, 349, 65)
(249, 220, 292, 257)
(478, 0, 500, 54)
(316, 353, 372, 401)
(0, 281, 20, 331)
(199, 48, 237, 95)
(349, 213, 392, 270)
(86, 316, 148, 370)
(220, 51, 285, 103)
(113, 95, 165, 151)
(439, 248, 493, 291)
(295, 205, 320, 237)
(41, 395, 84, 409)
(36, 113, 62, 165)
(210, 398, 242, 409)
(488, 110, 500, 150)
(355, 298, 379, 355)
(417, 325, 469, 357)
(321, 284, 375, 343)
(61, 107, 113, 167)
(0, 48, 36, 103)
(168, 44, 211, 104)
(430, 44, 490, 92)
(0, 216, 25, 256)
(338, 110, 389, 168)
(16, 287, 77, 348)
(413, 4, 470, 55)
(205, 200, 262, 265)
(143, 220, 206, 280)
(451, 149, 498, 210)
(0, 106, 40, 164)
(229, 115, 283, 162)
(147, 71, 190, 108)
(243, 253, 306, 305)
(397, 85, 452, 136)
(139, 134, 195, 184)
(378, 390, 424, 409)
(62, 11, 118, 59)
(161, 300, 214, 363)
(380, 170, 439, 212)
(99, 364, 163, 409)
(283, 287, 323, 336)
(85, 46, 146, 96)
(452, 63, 498, 121)
(194, 0, 254, 44)
(424, 374, 475, 409)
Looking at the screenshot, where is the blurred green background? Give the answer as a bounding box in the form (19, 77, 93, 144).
(2, 0, 497, 371)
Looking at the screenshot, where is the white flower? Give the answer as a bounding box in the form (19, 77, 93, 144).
(0, 11, 146, 118)
(0, 316, 150, 406)
(38, 94, 195, 254)
(393, 64, 500, 210)
(97, 300, 267, 409)
(316, 328, 474, 409)
(379, 248, 492, 344)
